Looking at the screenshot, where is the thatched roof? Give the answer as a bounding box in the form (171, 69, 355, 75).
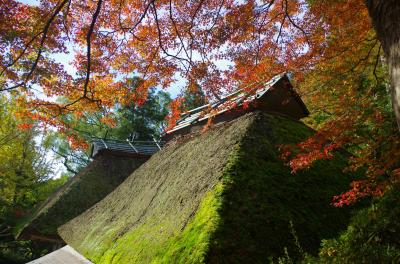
(15, 152, 149, 243)
(59, 112, 358, 263)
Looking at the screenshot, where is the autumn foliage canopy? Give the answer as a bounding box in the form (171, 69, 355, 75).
(0, 0, 399, 205)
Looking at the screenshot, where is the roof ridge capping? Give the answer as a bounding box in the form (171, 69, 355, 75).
(162, 73, 309, 141)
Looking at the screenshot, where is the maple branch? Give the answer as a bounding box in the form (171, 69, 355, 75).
(200, 0, 225, 62)
(116, 0, 145, 41)
(257, 1, 278, 31)
(312, 39, 380, 94)
(169, 0, 191, 64)
(151, 1, 191, 68)
(62, 0, 72, 41)
(373, 44, 382, 84)
(255, 0, 276, 65)
(275, 1, 286, 44)
(46, 0, 105, 111)
(348, 39, 379, 73)
(187, 0, 205, 62)
(142, 46, 160, 79)
(128, 0, 155, 34)
(0, 0, 69, 92)
(284, 0, 310, 45)
(208, 0, 225, 34)
(104, 35, 128, 60)
(0, 31, 42, 77)
(83, 0, 103, 98)
(303, 40, 380, 99)
(117, 0, 127, 30)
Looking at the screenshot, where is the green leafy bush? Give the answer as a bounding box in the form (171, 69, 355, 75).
(311, 184, 400, 264)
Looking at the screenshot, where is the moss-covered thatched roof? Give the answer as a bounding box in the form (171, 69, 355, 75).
(59, 112, 358, 263)
(16, 153, 148, 241)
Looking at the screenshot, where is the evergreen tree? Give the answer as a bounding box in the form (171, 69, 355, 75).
(181, 83, 206, 111)
(112, 78, 172, 140)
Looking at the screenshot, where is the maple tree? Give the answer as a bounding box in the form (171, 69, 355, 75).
(0, 0, 399, 204)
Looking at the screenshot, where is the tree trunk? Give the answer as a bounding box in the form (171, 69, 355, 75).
(365, 0, 400, 131)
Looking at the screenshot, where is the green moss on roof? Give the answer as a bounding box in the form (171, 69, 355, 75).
(16, 154, 147, 239)
(59, 112, 359, 263)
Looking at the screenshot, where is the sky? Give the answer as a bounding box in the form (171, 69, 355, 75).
(17, 0, 39, 6)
